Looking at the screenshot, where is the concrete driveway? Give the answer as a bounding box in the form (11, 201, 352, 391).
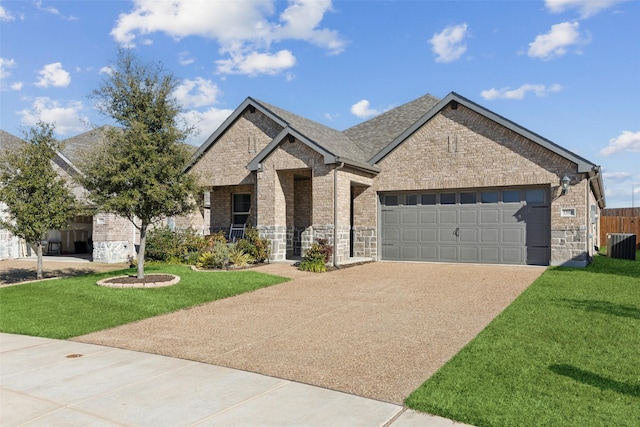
(75, 261, 545, 404)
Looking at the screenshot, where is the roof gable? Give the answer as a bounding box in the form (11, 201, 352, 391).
(370, 92, 598, 173)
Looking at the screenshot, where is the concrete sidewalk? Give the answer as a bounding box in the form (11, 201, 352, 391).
(1, 333, 471, 426)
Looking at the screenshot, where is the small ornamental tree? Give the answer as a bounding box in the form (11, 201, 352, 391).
(80, 49, 200, 279)
(0, 122, 78, 280)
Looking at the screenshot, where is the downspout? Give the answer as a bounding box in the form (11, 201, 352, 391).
(333, 161, 345, 268)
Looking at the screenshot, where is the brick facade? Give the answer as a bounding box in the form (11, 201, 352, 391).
(186, 95, 603, 267)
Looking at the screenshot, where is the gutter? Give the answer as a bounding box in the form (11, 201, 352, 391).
(333, 161, 345, 268)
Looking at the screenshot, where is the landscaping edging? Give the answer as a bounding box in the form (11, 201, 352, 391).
(96, 274, 180, 288)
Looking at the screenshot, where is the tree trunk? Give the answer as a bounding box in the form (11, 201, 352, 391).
(137, 223, 147, 279)
(36, 242, 44, 280)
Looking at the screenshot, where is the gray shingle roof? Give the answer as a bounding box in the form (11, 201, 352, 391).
(344, 93, 440, 161)
(59, 125, 115, 167)
(253, 99, 370, 165)
(0, 129, 26, 153)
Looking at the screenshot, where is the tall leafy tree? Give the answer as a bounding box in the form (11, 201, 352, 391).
(0, 122, 78, 280)
(81, 49, 199, 279)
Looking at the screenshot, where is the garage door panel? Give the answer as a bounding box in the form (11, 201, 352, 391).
(480, 209, 500, 224)
(481, 228, 500, 243)
(459, 228, 479, 243)
(502, 247, 525, 264)
(420, 246, 437, 260)
(401, 211, 419, 225)
(459, 247, 479, 262)
(439, 210, 457, 224)
(420, 228, 437, 243)
(382, 245, 399, 260)
(401, 246, 419, 260)
(380, 188, 549, 265)
(439, 246, 457, 261)
(439, 228, 458, 243)
(402, 229, 419, 242)
(480, 247, 500, 263)
(382, 210, 400, 225)
(502, 228, 525, 244)
(459, 210, 478, 224)
(382, 228, 400, 243)
(420, 211, 437, 224)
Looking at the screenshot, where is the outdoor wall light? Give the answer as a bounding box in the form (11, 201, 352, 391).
(561, 176, 571, 195)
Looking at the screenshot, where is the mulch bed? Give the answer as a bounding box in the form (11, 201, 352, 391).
(101, 274, 176, 285)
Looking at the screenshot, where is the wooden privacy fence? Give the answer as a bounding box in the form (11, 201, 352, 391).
(600, 208, 640, 249)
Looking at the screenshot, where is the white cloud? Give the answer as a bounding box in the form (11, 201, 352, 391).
(110, 0, 344, 76)
(0, 57, 16, 80)
(35, 0, 59, 15)
(599, 130, 640, 156)
(181, 107, 234, 146)
(35, 62, 71, 87)
(18, 97, 89, 135)
(602, 171, 632, 180)
(351, 100, 381, 119)
(0, 5, 15, 21)
(179, 51, 195, 66)
(173, 78, 222, 109)
(481, 83, 562, 100)
(545, 0, 626, 18)
(429, 23, 468, 63)
(215, 50, 296, 76)
(527, 21, 590, 60)
(99, 66, 113, 75)
(0, 57, 21, 91)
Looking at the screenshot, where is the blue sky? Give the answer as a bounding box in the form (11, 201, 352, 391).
(1, 0, 638, 207)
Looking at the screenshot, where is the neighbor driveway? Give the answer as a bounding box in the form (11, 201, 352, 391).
(75, 262, 545, 404)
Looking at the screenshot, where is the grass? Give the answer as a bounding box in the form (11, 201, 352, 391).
(406, 251, 640, 427)
(0, 264, 288, 339)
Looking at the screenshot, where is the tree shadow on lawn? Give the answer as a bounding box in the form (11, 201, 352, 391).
(557, 299, 640, 320)
(549, 364, 640, 398)
(0, 267, 98, 285)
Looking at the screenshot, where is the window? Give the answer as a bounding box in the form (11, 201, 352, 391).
(460, 192, 477, 204)
(561, 208, 576, 217)
(421, 194, 436, 205)
(502, 190, 521, 203)
(406, 194, 418, 205)
(440, 193, 456, 204)
(233, 193, 251, 225)
(385, 195, 399, 206)
(525, 189, 545, 204)
(481, 191, 499, 203)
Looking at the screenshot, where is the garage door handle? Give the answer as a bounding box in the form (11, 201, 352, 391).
(454, 227, 460, 237)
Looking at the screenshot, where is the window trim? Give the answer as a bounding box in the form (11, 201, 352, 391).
(232, 193, 251, 225)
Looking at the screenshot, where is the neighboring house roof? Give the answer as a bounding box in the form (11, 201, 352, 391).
(0, 129, 26, 153)
(60, 125, 115, 167)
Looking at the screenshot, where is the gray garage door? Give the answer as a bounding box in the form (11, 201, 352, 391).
(380, 188, 550, 265)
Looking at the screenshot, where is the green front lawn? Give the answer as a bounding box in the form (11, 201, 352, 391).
(0, 264, 288, 339)
(406, 252, 640, 427)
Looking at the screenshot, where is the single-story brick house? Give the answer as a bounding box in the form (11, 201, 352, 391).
(0, 127, 142, 262)
(187, 91, 605, 267)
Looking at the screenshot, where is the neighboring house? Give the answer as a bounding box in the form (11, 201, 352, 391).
(0, 127, 138, 263)
(187, 91, 605, 267)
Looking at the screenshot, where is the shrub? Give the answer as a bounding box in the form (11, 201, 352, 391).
(196, 241, 229, 269)
(298, 239, 333, 272)
(228, 245, 255, 267)
(298, 258, 327, 272)
(235, 226, 270, 263)
(145, 226, 207, 263)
